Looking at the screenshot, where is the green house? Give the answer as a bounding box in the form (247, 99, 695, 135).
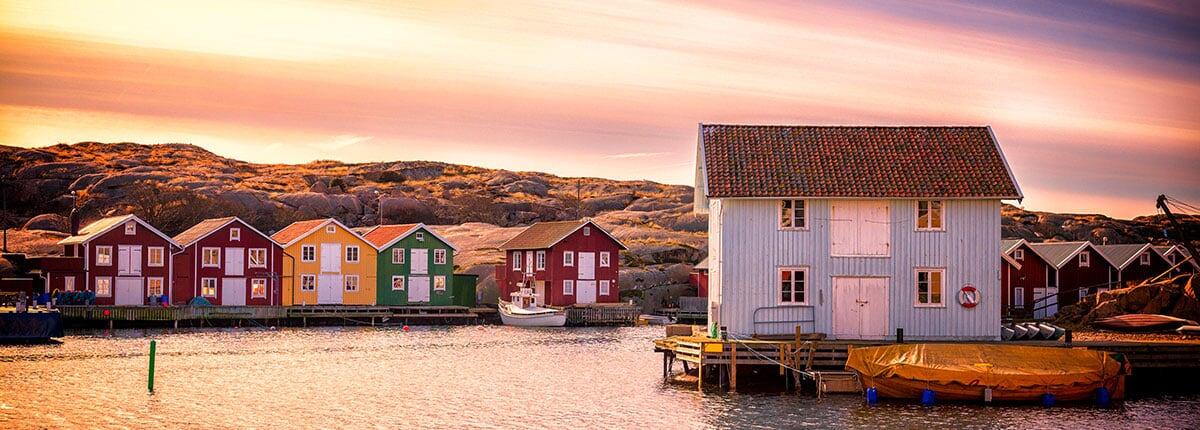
(362, 223, 465, 306)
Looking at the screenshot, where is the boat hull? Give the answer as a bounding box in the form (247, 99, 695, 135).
(497, 302, 566, 327)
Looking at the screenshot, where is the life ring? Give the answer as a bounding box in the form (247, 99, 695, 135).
(958, 285, 979, 308)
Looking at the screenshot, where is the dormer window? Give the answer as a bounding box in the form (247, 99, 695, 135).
(1140, 252, 1151, 266)
(1079, 252, 1090, 267)
(230, 228, 241, 241)
(125, 222, 136, 235)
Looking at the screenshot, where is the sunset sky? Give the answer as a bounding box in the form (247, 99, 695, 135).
(2, 0, 1197, 219)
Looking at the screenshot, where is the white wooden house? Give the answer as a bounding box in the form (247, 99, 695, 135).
(695, 125, 1022, 340)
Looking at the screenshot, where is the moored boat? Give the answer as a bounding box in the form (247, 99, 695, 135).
(846, 343, 1129, 403)
(1093, 314, 1199, 333)
(497, 288, 566, 327)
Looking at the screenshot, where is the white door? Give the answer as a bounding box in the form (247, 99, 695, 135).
(577, 280, 597, 304)
(534, 281, 546, 307)
(411, 249, 428, 275)
(118, 245, 143, 276)
(320, 243, 341, 273)
(578, 252, 595, 280)
(409, 276, 431, 303)
(832, 277, 889, 340)
(524, 252, 534, 276)
(1033, 287, 1058, 319)
(114, 277, 143, 305)
(318, 274, 342, 304)
(225, 248, 244, 276)
(222, 278, 246, 306)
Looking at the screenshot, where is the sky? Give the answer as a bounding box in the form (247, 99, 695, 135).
(1, 0, 1197, 219)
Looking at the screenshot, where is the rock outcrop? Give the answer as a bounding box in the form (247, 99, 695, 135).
(1055, 275, 1200, 325)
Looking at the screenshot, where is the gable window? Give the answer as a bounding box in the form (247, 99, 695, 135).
(147, 247, 165, 267)
(326, 225, 336, 234)
(346, 246, 360, 263)
(535, 251, 546, 270)
(392, 248, 405, 264)
(583, 226, 591, 236)
(95, 277, 112, 297)
(563, 251, 575, 267)
(96, 246, 113, 266)
(599, 252, 610, 268)
(916, 200, 943, 230)
(300, 274, 316, 291)
(251, 279, 267, 298)
(780, 199, 807, 229)
(416, 232, 424, 242)
(434, 249, 447, 265)
(344, 275, 359, 292)
(147, 277, 164, 297)
(831, 200, 890, 257)
(600, 280, 611, 296)
(64, 276, 76, 292)
(434, 276, 447, 291)
(125, 222, 136, 235)
(513, 251, 522, 270)
(230, 228, 241, 241)
(248, 248, 267, 268)
(202, 248, 221, 267)
(1166, 253, 1176, 265)
(1079, 252, 1090, 268)
(563, 279, 574, 295)
(1140, 252, 1151, 266)
(201, 278, 217, 297)
(1014, 249, 1024, 261)
(301, 245, 316, 262)
(779, 267, 807, 305)
(915, 268, 945, 307)
(392, 276, 405, 291)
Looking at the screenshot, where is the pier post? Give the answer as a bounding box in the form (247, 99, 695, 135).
(148, 340, 156, 393)
(729, 342, 737, 391)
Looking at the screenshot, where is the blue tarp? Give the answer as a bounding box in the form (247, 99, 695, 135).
(0, 312, 65, 340)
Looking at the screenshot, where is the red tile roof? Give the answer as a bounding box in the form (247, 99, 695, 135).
(270, 219, 329, 246)
(361, 224, 420, 248)
(699, 125, 1022, 199)
(499, 219, 626, 250)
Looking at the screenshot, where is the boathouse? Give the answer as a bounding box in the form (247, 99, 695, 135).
(361, 223, 464, 306)
(997, 239, 1024, 317)
(53, 214, 179, 306)
(1157, 245, 1199, 273)
(172, 217, 284, 306)
(695, 125, 1022, 340)
(1025, 241, 1117, 314)
(272, 219, 378, 306)
(1095, 243, 1173, 288)
(495, 219, 626, 307)
(1000, 239, 1053, 318)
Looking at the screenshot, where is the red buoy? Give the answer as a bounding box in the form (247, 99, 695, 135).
(402, 325, 410, 332)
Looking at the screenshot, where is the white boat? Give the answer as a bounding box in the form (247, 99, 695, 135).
(498, 288, 566, 327)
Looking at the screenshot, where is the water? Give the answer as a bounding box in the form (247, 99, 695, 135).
(2, 325, 1198, 429)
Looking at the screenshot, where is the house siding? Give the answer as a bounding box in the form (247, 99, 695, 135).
(173, 220, 284, 306)
(375, 227, 457, 306)
(82, 221, 174, 306)
(279, 223, 377, 306)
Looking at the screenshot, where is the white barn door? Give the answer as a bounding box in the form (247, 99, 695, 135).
(114, 278, 143, 305)
(318, 274, 342, 304)
(225, 248, 244, 276)
(320, 243, 341, 273)
(411, 249, 428, 275)
(118, 245, 143, 276)
(578, 252, 595, 280)
(832, 277, 889, 340)
(409, 276, 431, 303)
(576, 280, 597, 304)
(222, 278, 247, 306)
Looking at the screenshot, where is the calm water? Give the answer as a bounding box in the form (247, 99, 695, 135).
(2, 325, 1198, 429)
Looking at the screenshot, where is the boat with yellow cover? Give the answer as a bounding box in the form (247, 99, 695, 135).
(845, 344, 1129, 402)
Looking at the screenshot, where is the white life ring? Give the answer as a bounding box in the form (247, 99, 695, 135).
(958, 285, 979, 308)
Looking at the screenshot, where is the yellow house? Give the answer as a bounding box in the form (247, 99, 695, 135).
(271, 218, 378, 306)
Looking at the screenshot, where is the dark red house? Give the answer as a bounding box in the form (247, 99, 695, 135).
(688, 257, 709, 298)
(52, 214, 179, 306)
(172, 217, 284, 306)
(998, 239, 1025, 316)
(1157, 245, 1198, 274)
(495, 219, 626, 307)
(1001, 239, 1052, 318)
(1028, 241, 1117, 313)
(1095, 244, 1173, 288)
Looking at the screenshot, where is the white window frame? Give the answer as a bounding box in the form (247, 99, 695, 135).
(583, 226, 591, 236)
(251, 278, 267, 298)
(915, 268, 946, 307)
(1079, 252, 1090, 268)
(434, 249, 447, 265)
(434, 276, 446, 291)
(916, 200, 944, 231)
(1139, 252, 1151, 266)
(600, 280, 610, 296)
(300, 274, 316, 292)
(564, 251, 574, 267)
(344, 275, 359, 292)
(779, 199, 808, 230)
(416, 232, 424, 242)
(201, 278, 218, 297)
(202, 247, 221, 267)
(301, 245, 316, 263)
(392, 248, 405, 264)
(326, 225, 336, 234)
(1014, 287, 1025, 307)
(599, 252, 610, 268)
(95, 277, 112, 297)
(147, 246, 165, 267)
(230, 227, 241, 241)
(125, 222, 136, 235)
(64, 276, 76, 292)
(513, 251, 522, 271)
(563, 279, 574, 296)
(778, 267, 808, 305)
(346, 246, 360, 263)
(248, 248, 267, 268)
(96, 246, 113, 266)
(1014, 249, 1024, 261)
(535, 251, 546, 271)
(147, 277, 164, 297)
(392, 276, 405, 291)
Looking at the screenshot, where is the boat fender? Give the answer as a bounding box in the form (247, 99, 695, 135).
(866, 387, 878, 404)
(921, 389, 936, 405)
(1096, 387, 1110, 407)
(958, 285, 979, 308)
(1041, 393, 1055, 407)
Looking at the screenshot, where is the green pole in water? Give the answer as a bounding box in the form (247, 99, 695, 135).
(148, 340, 156, 393)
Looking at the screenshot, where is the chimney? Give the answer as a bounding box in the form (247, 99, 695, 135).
(70, 208, 80, 236)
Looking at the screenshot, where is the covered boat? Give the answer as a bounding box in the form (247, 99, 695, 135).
(846, 344, 1128, 402)
(1093, 314, 1198, 333)
(498, 288, 566, 327)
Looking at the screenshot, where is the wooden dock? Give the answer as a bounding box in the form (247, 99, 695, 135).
(57, 305, 487, 328)
(563, 303, 640, 326)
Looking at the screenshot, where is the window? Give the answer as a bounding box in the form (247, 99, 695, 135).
(300, 274, 316, 291)
(392, 248, 405, 264)
(779, 268, 807, 304)
(600, 280, 610, 296)
(564, 251, 574, 267)
(202, 247, 221, 267)
(301, 245, 316, 262)
(326, 225, 336, 234)
(64, 276, 76, 292)
(1014, 287, 1025, 307)
(830, 200, 889, 257)
(201, 278, 217, 297)
(513, 251, 522, 270)
(563, 279, 574, 295)
(916, 200, 943, 230)
(780, 199, 807, 229)
(599, 252, 610, 268)
(416, 232, 424, 242)
(434, 249, 447, 265)
(1014, 249, 1024, 261)
(147, 277, 164, 296)
(230, 228, 241, 241)
(147, 247, 164, 267)
(125, 222, 136, 235)
(95, 277, 112, 297)
(1166, 253, 1176, 265)
(1140, 252, 1151, 266)
(916, 269, 945, 307)
(1079, 252, 1090, 267)
(96, 246, 113, 266)
(434, 276, 446, 291)
(535, 251, 545, 270)
(392, 276, 405, 291)
(249, 249, 267, 268)
(346, 246, 360, 263)
(583, 226, 591, 236)
(345, 275, 359, 292)
(245, 279, 264, 298)
(1079, 287, 1089, 301)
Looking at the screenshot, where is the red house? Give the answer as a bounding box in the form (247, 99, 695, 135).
(1027, 241, 1117, 315)
(998, 239, 1026, 316)
(172, 217, 285, 306)
(495, 219, 626, 307)
(1157, 245, 1199, 274)
(688, 257, 709, 298)
(53, 214, 179, 306)
(1095, 244, 1173, 288)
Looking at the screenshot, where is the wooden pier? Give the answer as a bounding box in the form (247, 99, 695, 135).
(57, 305, 488, 328)
(564, 303, 641, 326)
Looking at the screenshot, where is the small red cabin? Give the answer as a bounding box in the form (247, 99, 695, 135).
(53, 214, 179, 306)
(1095, 244, 1173, 288)
(172, 217, 285, 306)
(495, 219, 626, 307)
